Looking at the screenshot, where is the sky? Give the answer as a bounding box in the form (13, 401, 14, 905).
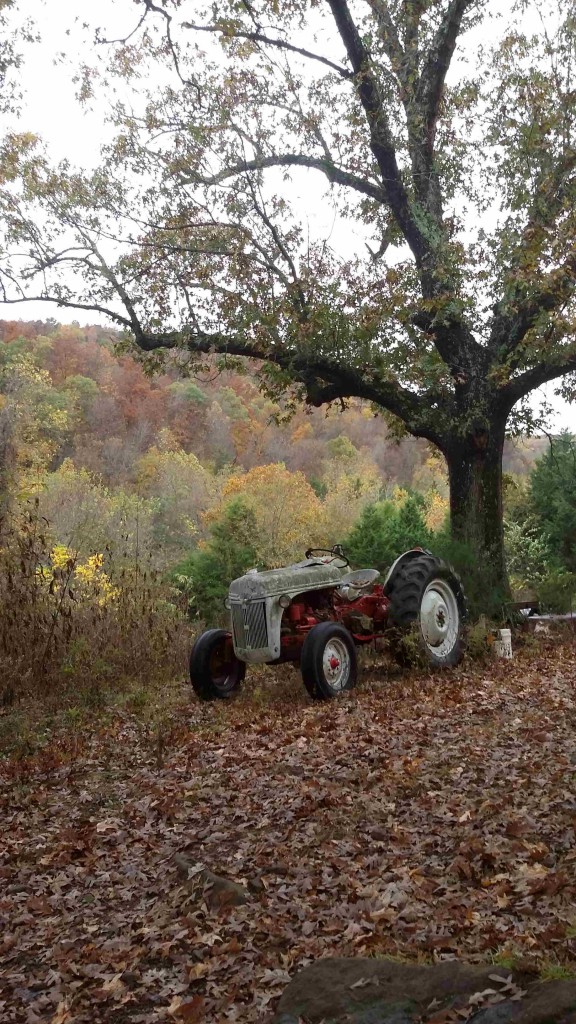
(2, 0, 574, 433)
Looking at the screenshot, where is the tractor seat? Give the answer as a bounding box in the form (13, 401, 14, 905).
(339, 568, 380, 600)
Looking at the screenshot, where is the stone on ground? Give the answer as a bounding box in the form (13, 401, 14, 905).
(272, 957, 576, 1024)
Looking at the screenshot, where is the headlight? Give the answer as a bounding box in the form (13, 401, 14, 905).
(279, 594, 291, 608)
(224, 596, 231, 609)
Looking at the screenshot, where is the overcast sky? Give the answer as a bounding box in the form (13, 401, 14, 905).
(2, 0, 574, 432)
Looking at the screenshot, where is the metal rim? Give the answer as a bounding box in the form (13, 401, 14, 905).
(420, 577, 460, 657)
(322, 637, 351, 691)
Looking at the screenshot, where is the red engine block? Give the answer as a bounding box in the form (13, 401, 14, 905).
(279, 585, 391, 657)
(334, 583, 390, 628)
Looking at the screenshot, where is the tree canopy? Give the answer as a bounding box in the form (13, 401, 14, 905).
(2, 0, 576, 604)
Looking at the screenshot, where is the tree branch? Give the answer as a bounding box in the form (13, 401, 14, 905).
(416, 0, 475, 157)
(365, 1, 408, 87)
(131, 326, 447, 443)
(326, 0, 429, 264)
(490, 153, 576, 354)
(0, 295, 134, 329)
(136, 0, 202, 100)
(182, 22, 352, 79)
(0, 285, 446, 442)
(502, 348, 576, 404)
(178, 152, 387, 204)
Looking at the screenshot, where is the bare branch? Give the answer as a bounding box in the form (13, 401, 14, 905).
(98, 8, 148, 46)
(0, 295, 133, 329)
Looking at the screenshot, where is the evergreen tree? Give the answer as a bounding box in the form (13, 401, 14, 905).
(529, 433, 576, 574)
(346, 497, 429, 573)
(174, 498, 259, 625)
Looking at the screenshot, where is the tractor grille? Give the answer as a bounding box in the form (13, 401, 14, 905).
(231, 601, 268, 650)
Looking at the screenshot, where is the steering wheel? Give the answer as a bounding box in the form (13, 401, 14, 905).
(304, 545, 350, 568)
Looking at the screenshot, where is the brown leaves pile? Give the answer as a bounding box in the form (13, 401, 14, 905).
(2, 637, 576, 1023)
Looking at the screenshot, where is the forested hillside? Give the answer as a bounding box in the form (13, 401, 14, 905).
(0, 319, 547, 570)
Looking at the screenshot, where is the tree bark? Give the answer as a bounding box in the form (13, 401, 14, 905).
(443, 411, 510, 615)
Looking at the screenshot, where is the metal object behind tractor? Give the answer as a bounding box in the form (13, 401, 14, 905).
(189, 546, 467, 701)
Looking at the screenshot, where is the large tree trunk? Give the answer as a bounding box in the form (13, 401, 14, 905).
(443, 413, 510, 616)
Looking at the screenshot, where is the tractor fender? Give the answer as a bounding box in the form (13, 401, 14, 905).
(382, 548, 433, 595)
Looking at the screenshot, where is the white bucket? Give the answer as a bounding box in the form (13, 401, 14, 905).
(494, 628, 513, 659)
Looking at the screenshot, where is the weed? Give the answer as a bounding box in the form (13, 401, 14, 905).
(489, 950, 526, 972)
(466, 618, 498, 664)
(126, 688, 151, 712)
(539, 960, 576, 981)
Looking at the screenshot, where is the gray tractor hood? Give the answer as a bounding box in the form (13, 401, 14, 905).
(229, 558, 346, 602)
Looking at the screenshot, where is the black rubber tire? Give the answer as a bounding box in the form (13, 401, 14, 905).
(189, 628, 246, 701)
(387, 554, 467, 668)
(300, 622, 358, 701)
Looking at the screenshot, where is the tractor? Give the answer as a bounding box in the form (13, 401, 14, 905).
(189, 546, 467, 701)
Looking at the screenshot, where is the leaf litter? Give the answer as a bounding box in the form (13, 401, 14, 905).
(2, 637, 576, 1022)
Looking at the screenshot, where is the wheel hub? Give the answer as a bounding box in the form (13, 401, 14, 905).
(322, 638, 350, 690)
(420, 580, 459, 651)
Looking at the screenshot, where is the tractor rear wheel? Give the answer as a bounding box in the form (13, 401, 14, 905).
(387, 554, 467, 668)
(301, 622, 357, 700)
(189, 628, 246, 701)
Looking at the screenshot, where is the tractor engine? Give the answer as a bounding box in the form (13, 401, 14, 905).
(335, 584, 391, 636)
(280, 584, 390, 651)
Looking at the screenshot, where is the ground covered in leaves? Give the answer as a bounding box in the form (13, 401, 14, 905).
(2, 636, 576, 1023)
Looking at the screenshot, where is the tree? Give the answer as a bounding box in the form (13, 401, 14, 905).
(174, 498, 259, 624)
(0, 0, 23, 117)
(346, 494, 430, 572)
(214, 463, 324, 567)
(529, 432, 576, 574)
(320, 436, 384, 539)
(135, 438, 217, 556)
(3, 1, 576, 608)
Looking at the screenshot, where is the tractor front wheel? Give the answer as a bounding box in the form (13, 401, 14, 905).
(189, 628, 246, 701)
(301, 623, 357, 700)
(387, 554, 467, 668)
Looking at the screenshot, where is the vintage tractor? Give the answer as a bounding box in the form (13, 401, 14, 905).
(189, 546, 467, 701)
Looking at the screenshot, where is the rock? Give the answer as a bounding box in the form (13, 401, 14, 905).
(173, 854, 250, 909)
(272, 958, 576, 1024)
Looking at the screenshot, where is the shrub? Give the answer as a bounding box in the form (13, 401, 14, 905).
(430, 531, 506, 621)
(504, 516, 551, 589)
(536, 571, 576, 614)
(529, 432, 576, 573)
(0, 501, 190, 703)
